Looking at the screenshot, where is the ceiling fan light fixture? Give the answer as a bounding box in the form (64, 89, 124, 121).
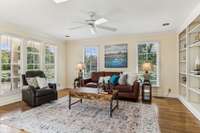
(90, 28, 96, 35)
(53, 0, 68, 4)
(95, 18, 108, 25)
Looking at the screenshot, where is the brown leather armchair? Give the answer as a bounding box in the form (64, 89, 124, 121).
(81, 71, 140, 101)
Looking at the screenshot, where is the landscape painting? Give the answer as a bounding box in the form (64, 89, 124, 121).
(105, 43, 128, 68)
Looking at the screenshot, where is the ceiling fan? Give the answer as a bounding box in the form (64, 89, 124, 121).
(68, 11, 117, 34)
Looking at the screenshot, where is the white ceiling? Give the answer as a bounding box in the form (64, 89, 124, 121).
(0, 0, 199, 40)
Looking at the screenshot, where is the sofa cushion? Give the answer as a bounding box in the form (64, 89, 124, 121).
(110, 75, 120, 85)
(35, 88, 54, 97)
(114, 85, 133, 93)
(86, 82, 98, 88)
(91, 72, 104, 82)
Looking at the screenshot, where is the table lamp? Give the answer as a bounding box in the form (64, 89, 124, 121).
(142, 62, 152, 81)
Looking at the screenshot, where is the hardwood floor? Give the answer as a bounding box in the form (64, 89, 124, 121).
(0, 89, 200, 133)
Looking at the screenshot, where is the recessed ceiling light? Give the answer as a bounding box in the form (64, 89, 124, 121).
(54, 0, 68, 4)
(162, 23, 170, 27)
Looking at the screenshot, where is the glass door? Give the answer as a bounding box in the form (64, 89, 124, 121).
(0, 35, 21, 95)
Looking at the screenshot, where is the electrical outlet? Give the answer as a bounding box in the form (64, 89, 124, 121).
(167, 88, 172, 97)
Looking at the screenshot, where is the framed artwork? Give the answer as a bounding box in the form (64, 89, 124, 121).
(104, 43, 128, 68)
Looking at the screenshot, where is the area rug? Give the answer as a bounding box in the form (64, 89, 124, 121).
(0, 97, 160, 133)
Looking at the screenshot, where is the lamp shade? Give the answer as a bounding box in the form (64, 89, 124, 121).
(142, 62, 152, 72)
(77, 63, 85, 70)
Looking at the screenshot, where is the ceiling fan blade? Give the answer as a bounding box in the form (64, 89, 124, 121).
(96, 25, 117, 32)
(68, 25, 86, 30)
(95, 18, 108, 25)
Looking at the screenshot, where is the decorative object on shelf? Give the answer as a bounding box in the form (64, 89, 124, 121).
(183, 43, 186, 49)
(76, 62, 85, 79)
(195, 56, 200, 71)
(194, 32, 200, 43)
(142, 62, 152, 81)
(142, 80, 152, 103)
(182, 76, 187, 84)
(191, 56, 200, 75)
(104, 43, 128, 68)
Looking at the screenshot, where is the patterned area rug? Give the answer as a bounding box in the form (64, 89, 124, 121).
(0, 97, 160, 133)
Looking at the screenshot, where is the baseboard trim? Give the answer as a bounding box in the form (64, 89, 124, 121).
(178, 96, 200, 121)
(0, 94, 22, 106)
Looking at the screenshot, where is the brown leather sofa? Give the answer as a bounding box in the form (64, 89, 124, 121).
(81, 71, 140, 101)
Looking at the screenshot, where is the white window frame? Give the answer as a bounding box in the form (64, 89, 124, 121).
(43, 44, 58, 83)
(136, 41, 160, 87)
(26, 41, 42, 71)
(83, 46, 100, 78)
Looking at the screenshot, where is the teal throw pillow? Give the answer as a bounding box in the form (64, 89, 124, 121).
(110, 75, 120, 85)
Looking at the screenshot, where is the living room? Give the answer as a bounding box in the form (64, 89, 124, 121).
(0, 0, 200, 133)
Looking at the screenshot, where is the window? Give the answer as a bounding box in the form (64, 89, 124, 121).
(137, 42, 160, 86)
(0, 34, 58, 95)
(44, 45, 57, 83)
(26, 41, 41, 70)
(84, 47, 98, 78)
(0, 35, 22, 95)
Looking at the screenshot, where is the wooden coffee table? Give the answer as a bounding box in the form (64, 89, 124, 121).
(67, 87, 119, 117)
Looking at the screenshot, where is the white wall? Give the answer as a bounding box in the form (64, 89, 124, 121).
(66, 32, 178, 97)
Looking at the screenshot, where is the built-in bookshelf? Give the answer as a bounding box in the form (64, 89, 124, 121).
(179, 15, 200, 120)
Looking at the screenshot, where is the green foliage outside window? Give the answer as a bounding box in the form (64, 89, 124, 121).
(84, 47, 98, 78)
(27, 46, 40, 70)
(138, 43, 159, 86)
(45, 46, 56, 82)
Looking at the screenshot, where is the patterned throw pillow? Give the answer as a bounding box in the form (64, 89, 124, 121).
(36, 77, 48, 89)
(98, 76, 104, 84)
(118, 73, 127, 85)
(103, 76, 111, 84)
(98, 76, 111, 84)
(26, 78, 38, 88)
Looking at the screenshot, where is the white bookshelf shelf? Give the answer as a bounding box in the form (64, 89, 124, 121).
(188, 87, 200, 95)
(179, 36, 186, 41)
(180, 83, 187, 88)
(179, 60, 186, 63)
(189, 24, 200, 33)
(189, 41, 200, 48)
(180, 72, 187, 75)
(179, 48, 186, 52)
(189, 73, 200, 78)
